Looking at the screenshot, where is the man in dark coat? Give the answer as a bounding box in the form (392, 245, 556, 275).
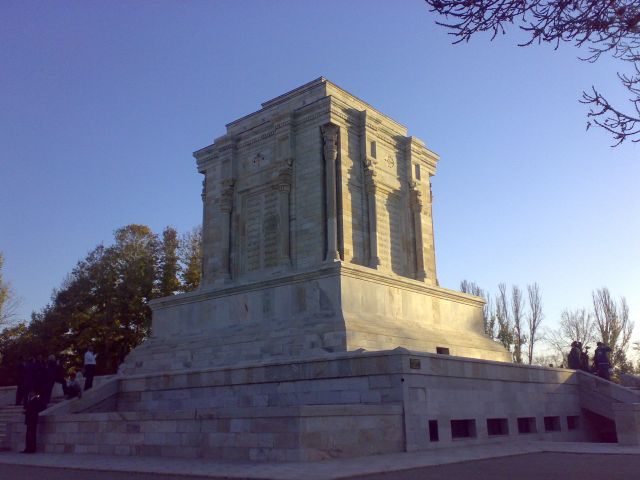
(15, 356, 26, 406)
(22, 392, 45, 453)
(21, 357, 37, 407)
(594, 342, 612, 380)
(43, 355, 60, 405)
(567, 341, 581, 369)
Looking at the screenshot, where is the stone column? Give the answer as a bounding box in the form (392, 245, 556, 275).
(274, 166, 292, 267)
(218, 179, 234, 280)
(322, 123, 341, 262)
(200, 178, 208, 282)
(364, 158, 380, 268)
(409, 181, 426, 281)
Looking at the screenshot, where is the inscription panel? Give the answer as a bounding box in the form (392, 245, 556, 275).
(243, 190, 279, 273)
(376, 191, 406, 275)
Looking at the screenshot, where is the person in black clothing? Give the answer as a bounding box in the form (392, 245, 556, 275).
(567, 341, 581, 369)
(594, 342, 613, 380)
(34, 355, 47, 398)
(22, 357, 37, 407)
(579, 345, 591, 372)
(43, 355, 61, 405)
(15, 356, 26, 406)
(22, 392, 45, 453)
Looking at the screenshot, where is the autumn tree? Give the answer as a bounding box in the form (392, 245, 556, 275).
(0, 252, 21, 326)
(425, 0, 640, 145)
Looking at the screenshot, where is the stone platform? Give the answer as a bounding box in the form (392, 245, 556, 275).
(10, 349, 639, 460)
(123, 263, 510, 376)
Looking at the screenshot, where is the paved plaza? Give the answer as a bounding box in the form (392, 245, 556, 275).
(1, 442, 638, 480)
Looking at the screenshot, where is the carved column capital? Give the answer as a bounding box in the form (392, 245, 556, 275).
(321, 123, 339, 163)
(273, 168, 292, 192)
(409, 181, 423, 212)
(364, 157, 378, 194)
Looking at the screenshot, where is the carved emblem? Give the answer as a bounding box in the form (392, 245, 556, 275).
(385, 154, 395, 168)
(253, 153, 265, 167)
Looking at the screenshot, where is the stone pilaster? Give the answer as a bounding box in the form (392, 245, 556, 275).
(409, 180, 426, 281)
(321, 123, 341, 262)
(363, 157, 380, 269)
(217, 179, 235, 281)
(274, 167, 292, 267)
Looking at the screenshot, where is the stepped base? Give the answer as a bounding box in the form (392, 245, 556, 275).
(124, 264, 510, 375)
(10, 349, 635, 460)
(11, 405, 402, 461)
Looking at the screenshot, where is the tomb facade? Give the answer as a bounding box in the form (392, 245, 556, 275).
(9, 79, 637, 461)
(124, 77, 509, 375)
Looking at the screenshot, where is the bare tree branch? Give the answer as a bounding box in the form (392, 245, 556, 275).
(511, 285, 527, 363)
(592, 287, 635, 369)
(426, 0, 640, 145)
(526, 282, 544, 364)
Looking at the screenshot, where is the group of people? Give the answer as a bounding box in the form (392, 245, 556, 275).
(567, 341, 612, 380)
(14, 346, 98, 453)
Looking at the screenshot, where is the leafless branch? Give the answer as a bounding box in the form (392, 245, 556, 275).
(426, 0, 640, 145)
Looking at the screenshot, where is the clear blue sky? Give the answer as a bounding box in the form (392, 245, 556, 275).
(1, 1, 638, 353)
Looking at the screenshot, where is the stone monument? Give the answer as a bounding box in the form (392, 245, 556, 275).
(123, 77, 509, 375)
(9, 78, 639, 460)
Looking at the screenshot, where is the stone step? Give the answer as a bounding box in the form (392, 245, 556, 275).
(11, 404, 404, 461)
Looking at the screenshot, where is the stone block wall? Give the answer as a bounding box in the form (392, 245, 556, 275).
(10, 405, 403, 461)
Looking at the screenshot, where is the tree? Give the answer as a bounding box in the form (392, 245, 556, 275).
(545, 308, 596, 365)
(0, 224, 203, 386)
(496, 283, 514, 352)
(511, 285, 527, 363)
(460, 279, 495, 337)
(526, 283, 544, 364)
(179, 226, 202, 292)
(425, 0, 640, 145)
(0, 252, 21, 326)
(159, 227, 180, 297)
(592, 287, 634, 371)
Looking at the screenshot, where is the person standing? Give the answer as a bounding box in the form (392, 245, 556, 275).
(43, 355, 58, 405)
(594, 342, 612, 381)
(579, 345, 591, 372)
(83, 346, 97, 390)
(22, 357, 37, 407)
(15, 356, 26, 406)
(567, 341, 581, 369)
(22, 392, 45, 453)
(34, 355, 47, 398)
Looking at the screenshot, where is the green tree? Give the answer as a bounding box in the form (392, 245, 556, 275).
(159, 227, 180, 297)
(0, 224, 202, 386)
(179, 226, 202, 292)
